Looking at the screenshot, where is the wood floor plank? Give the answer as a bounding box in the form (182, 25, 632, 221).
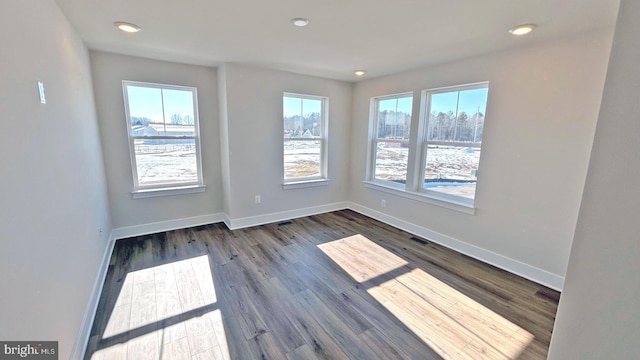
(183, 314, 219, 356)
(287, 262, 373, 335)
(161, 336, 191, 360)
(285, 344, 317, 360)
(234, 269, 307, 352)
(191, 347, 224, 360)
(358, 327, 411, 360)
(85, 210, 559, 360)
(342, 288, 443, 359)
(295, 289, 383, 360)
(262, 277, 351, 360)
(215, 265, 269, 341)
(214, 315, 255, 360)
(89, 342, 126, 360)
(246, 331, 287, 360)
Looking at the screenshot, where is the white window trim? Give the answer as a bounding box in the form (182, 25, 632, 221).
(282, 92, 329, 187)
(131, 184, 206, 199)
(123, 80, 205, 197)
(282, 178, 330, 190)
(363, 180, 475, 215)
(365, 82, 488, 213)
(368, 92, 414, 190)
(417, 82, 488, 204)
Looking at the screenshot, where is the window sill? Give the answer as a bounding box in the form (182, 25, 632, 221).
(362, 180, 475, 215)
(282, 178, 330, 190)
(132, 184, 206, 199)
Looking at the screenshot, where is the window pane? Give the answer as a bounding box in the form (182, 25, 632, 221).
(423, 145, 480, 199)
(284, 139, 320, 179)
(377, 97, 412, 140)
(427, 87, 487, 143)
(283, 94, 326, 181)
(284, 96, 322, 139)
(134, 139, 198, 186)
(126, 86, 163, 130)
(163, 89, 196, 133)
(374, 141, 408, 184)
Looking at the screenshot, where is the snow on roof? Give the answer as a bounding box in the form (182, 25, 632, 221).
(147, 124, 194, 133)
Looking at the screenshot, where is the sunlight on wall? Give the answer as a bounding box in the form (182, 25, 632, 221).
(91, 255, 230, 359)
(319, 235, 534, 360)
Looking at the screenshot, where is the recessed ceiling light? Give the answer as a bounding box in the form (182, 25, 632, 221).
(509, 24, 536, 36)
(291, 18, 310, 27)
(114, 21, 141, 33)
(354, 70, 366, 77)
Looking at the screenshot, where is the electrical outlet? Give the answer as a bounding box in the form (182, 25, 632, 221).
(255, 195, 261, 204)
(381, 199, 386, 208)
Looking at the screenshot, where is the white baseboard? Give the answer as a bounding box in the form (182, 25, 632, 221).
(346, 202, 565, 291)
(104, 203, 562, 299)
(70, 232, 116, 360)
(224, 202, 350, 230)
(112, 213, 226, 240)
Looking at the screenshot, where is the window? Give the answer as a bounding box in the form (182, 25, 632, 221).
(420, 83, 488, 204)
(370, 94, 413, 188)
(123, 81, 204, 196)
(366, 82, 488, 211)
(283, 93, 328, 185)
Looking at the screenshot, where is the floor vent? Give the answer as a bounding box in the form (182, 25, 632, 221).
(409, 236, 429, 245)
(277, 221, 293, 226)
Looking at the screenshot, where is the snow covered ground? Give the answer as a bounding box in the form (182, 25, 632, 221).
(374, 143, 480, 199)
(284, 140, 321, 179)
(134, 141, 479, 200)
(135, 143, 198, 186)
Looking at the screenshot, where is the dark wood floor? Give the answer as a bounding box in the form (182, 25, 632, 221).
(85, 210, 559, 360)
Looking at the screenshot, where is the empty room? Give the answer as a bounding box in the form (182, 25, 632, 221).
(2, 0, 639, 359)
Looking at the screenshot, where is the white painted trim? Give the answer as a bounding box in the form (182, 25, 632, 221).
(223, 213, 233, 230)
(363, 180, 475, 215)
(112, 213, 225, 239)
(346, 201, 564, 291)
(282, 178, 330, 190)
(131, 184, 206, 199)
(70, 232, 117, 360)
(225, 202, 350, 230)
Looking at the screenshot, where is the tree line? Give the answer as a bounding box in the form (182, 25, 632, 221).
(131, 114, 194, 126)
(377, 110, 484, 144)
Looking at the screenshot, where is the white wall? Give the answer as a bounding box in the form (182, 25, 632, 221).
(349, 29, 614, 287)
(0, 0, 112, 358)
(90, 52, 223, 230)
(219, 64, 352, 226)
(548, 1, 640, 357)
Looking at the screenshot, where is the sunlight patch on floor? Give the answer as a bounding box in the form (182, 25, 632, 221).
(319, 235, 534, 360)
(317, 234, 408, 282)
(92, 255, 230, 360)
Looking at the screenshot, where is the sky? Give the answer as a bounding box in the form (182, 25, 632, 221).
(431, 87, 488, 116)
(376, 87, 488, 117)
(283, 96, 322, 118)
(126, 86, 486, 124)
(378, 96, 413, 115)
(126, 85, 195, 123)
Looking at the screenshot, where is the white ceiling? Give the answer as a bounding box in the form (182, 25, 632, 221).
(54, 0, 620, 81)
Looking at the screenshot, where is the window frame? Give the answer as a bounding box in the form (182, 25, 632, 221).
(417, 82, 488, 207)
(282, 92, 329, 187)
(368, 92, 414, 190)
(365, 82, 488, 213)
(122, 80, 205, 197)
